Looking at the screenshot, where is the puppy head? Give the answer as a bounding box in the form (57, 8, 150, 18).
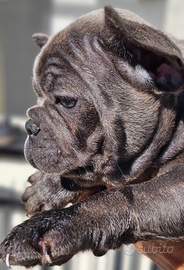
(25, 7, 184, 187)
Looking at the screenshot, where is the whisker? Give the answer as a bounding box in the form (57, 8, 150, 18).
(115, 162, 125, 178)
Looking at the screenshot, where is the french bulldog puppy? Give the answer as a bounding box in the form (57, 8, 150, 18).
(1, 6, 184, 268)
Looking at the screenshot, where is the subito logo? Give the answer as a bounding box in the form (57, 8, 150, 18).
(124, 244, 136, 255)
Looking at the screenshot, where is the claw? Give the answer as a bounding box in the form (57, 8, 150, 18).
(6, 253, 11, 269)
(45, 245, 52, 264)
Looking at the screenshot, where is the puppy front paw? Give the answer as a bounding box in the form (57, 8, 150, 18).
(22, 172, 82, 215)
(0, 210, 74, 267)
(0, 216, 42, 268)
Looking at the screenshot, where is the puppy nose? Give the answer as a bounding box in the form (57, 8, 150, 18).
(25, 119, 40, 136)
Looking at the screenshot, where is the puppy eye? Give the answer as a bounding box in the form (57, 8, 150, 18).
(55, 96, 77, 108)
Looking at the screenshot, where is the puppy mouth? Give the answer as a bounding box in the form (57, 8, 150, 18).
(60, 176, 107, 203)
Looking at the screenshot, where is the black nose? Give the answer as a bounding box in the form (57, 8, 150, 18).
(25, 119, 40, 136)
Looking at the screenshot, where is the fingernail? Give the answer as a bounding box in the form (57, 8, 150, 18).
(45, 245, 52, 263)
(45, 245, 51, 256)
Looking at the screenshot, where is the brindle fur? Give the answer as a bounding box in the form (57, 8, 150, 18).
(1, 6, 184, 268)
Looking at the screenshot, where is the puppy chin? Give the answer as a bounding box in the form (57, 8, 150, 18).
(26, 155, 38, 169)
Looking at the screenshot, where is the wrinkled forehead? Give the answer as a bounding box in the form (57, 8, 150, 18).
(32, 12, 106, 97)
(34, 44, 94, 100)
(32, 7, 150, 97)
(33, 51, 78, 97)
(34, 10, 105, 69)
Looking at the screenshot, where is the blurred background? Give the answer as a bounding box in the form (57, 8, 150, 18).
(0, 0, 184, 269)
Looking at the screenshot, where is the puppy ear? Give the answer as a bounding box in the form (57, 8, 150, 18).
(32, 33, 49, 48)
(104, 6, 184, 92)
